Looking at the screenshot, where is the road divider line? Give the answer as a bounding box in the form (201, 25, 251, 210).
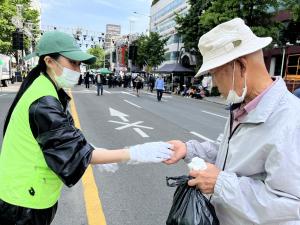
(133, 128, 149, 138)
(122, 91, 136, 97)
(69, 91, 107, 225)
(124, 100, 142, 108)
(201, 110, 228, 119)
(190, 131, 214, 143)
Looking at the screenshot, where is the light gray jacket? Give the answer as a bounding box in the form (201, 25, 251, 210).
(185, 78, 300, 225)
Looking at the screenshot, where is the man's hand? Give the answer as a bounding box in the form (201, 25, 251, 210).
(188, 163, 221, 194)
(164, 140, 187, 165)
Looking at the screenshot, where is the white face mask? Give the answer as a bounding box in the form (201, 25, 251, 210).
(53, 61, 80, 88)
(226, 61, 247, 105)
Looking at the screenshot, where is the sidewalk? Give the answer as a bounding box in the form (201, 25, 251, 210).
(0, 82, 21, 92)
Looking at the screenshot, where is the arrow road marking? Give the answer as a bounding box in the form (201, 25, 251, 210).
(109, 107, 129, 122)
(133, 128, 149, 138)
(108, 120, 153, 130)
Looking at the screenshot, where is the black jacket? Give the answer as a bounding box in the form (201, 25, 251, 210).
(29, 87, 94, 188)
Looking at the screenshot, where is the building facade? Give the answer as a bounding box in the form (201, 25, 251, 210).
(150, 0, 196, 67)
(104, 24, 121, 50)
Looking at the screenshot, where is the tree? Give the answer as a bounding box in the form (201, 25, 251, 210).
(200, 0, 282, 43)
(176, 0, 283, 68)
(175, 0, 211, 52)
(87, 45, 105, 69)
(0, 0, 40, 55)
(135, 32, 167, 71)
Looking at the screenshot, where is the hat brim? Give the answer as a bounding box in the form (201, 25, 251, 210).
(195, 37, 272, 77)
(60, 50, 96, 65)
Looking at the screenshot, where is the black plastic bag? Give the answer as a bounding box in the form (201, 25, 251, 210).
(166, 175, 219, 225)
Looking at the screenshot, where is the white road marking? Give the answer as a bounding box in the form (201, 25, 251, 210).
(133, 128, 149, 138)
(109, 108, 129, 122)
(190, 131, 214, 143)
(108, 120, 153, 130)
(0, 94, 7, 97)
(103, 90, 111, 94)
(122, 91, 136, 97)
(145, 92, 172, 98)
(202, 110, 228, 119)
(124, 100, 142, 108)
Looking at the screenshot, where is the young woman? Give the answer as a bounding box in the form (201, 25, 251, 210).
(0, 31, 172, 225)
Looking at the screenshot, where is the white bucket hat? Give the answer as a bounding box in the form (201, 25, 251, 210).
(195, 18, 272, 77)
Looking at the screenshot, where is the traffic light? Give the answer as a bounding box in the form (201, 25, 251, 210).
(18, 32, 24, 50)
(112, 51, 116, 63)
(128, 45, 134, 60)
(12, 31, 19, 50)
(129, 45, 138, 61)
(12, 31, 24, 50)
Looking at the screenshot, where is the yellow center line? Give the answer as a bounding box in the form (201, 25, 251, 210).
(69, 90, 107, 225)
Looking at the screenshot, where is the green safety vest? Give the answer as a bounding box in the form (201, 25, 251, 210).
(0, 74, 63, 209)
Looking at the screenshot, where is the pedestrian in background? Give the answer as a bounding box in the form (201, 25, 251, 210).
(84, 71, 90, 89)
(166, 18, 300, 225)
(155, 75, 164, 101)
(95, 73, 104, 96)
(0, 31, 173, 225)
(135, 75, 143, 97)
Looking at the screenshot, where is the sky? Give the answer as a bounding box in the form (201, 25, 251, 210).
(40, 0, 152, 35)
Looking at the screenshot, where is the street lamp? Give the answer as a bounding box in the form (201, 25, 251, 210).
(133, 11, 151, 34)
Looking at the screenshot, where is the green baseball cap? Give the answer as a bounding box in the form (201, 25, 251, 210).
(24, 31, 96, 64)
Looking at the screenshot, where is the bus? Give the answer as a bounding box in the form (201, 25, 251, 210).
(0, 54, 13, 86)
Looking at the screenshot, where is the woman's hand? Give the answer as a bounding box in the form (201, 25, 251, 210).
(164, 140, 187, 165)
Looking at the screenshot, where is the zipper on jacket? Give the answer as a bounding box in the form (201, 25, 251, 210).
(222, 110, 241, 170)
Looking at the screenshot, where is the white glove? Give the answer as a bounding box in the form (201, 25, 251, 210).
(128, 142, 173, 164)
(95, 163, 119, 173)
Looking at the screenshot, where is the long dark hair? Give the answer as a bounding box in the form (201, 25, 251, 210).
(3, 53, 60, 137)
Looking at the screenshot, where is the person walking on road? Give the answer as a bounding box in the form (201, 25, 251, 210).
(155, 75, 164, 101)
(165, 18, 300, 225)
(84, 72, 90, 89)
(0, 31, 173, 225)
(95, 73, 104, 96)
(135, 75, 143, 97)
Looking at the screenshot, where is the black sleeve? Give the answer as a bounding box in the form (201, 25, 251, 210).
(29, 96, 94, 187)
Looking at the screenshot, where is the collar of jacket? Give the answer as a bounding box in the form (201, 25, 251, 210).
(242, 77, 287, 124)
(43, 73, 71, 110)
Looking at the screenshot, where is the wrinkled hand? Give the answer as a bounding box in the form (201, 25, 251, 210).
(129, 142, 173, 164)
(188, 163, 221, 194)
(164, 140, 187, 165)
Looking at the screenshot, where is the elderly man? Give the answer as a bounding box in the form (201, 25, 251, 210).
(166, 18, 300, 225)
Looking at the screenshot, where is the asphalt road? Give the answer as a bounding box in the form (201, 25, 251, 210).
(0, 85, 228, 225)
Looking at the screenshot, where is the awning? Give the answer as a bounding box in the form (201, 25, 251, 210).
(154, 63, 194, 74)
(96, 68, 113, 74)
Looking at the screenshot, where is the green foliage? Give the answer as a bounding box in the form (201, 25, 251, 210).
(284, 0, 300, 22)
(0, 0, 40, 55)
(176, 0, 284, 67)
(135, 32, 167, 70)
(87, 45, 105, 69)
(200, 0, 282, 43)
